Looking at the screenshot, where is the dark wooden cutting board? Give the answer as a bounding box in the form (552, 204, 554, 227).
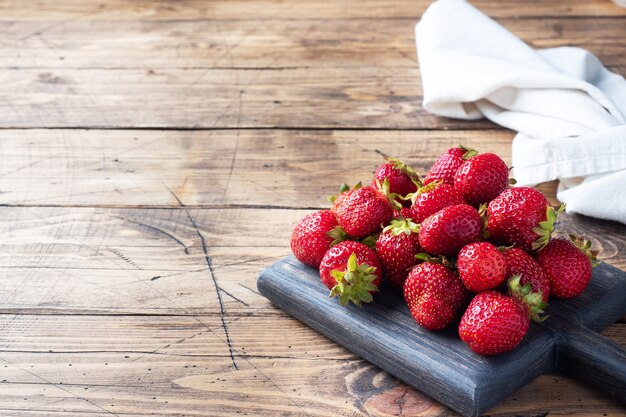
(257, 256, 626, 417)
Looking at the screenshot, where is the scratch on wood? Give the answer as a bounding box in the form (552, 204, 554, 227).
(398, 387, 408, 416)
(0, 357, 122, 417)
(219, 287, 250, 307)
(0, 159, 43, 179)
(216, 255, 283, 269)
(239, 283, 262, 296)
(111, 215, 190, 255)
(220, 134, 239, 204)
(131, 328, 210, 363)
(107, 247, 142, 270)
(165, 185, 239, 370)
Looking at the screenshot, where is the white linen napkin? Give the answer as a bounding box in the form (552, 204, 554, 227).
(415, 0, 626, 224)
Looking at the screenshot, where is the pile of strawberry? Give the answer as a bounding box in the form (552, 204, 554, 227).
(290, 146, 599, 355)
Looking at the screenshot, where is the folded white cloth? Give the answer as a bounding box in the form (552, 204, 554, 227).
(415, 0, 626, 224)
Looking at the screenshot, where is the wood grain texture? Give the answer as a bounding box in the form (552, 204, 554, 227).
(0, 66, 625, 128)
(0, 129, 514, 207)
(0, 316, 625, 417)
(1, 0, 625, 415)
(2, 0, 625, 21)
(1, 17, 625, 70)
(0, 205, 624, 314)
(0, 128, 583, 210)
(0, 66, 484, 129)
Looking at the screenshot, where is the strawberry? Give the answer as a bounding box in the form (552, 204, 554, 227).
(459, 276, 547, 355)
(502, 247, 550, 302)
(487, 187, 563, 252)
(290, 210, 346, 268)
(403, 262, 468, 330)
(375, 218, 421, 288)
(425, 145, 477, 185)
(457, 242, 506, 293)
(331, 182, 395, 239)
(535, 236, 598, 299)
(454, 152, 510, 206)
(409, 181, 465, 223)
(319, 241, 383, 306)
(418, 204, 482, 256)
(372, 156, 420, 207)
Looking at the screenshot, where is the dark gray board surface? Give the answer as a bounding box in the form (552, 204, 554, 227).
(257, 256, 626, 417)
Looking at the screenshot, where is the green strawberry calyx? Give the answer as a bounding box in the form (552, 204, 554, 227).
(375, 178, 403, 211)
(328, 182, 361, 204)
(531, 203, 566, 252)
(507, 275, 549, 322)
(326, 226, 348, 247)
(569, 234, 600, 267)
(382, 218, 420, 236)
(496, 244, 515, 253)
(329, 253, 379, 307)
(385, 155, 423, 187)
(407, 180, 442, 205)
(459, 144, 478, 160)
(360, 234, 379, 249)
(414, 253, 455, 269)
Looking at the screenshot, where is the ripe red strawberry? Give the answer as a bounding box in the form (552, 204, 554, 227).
(290, 210, 346, 268)
(409, 181, 465, 223)
(457, 242, 506, 293)
(425, 145, 477, 185)
(372, 156, 420, 207)
(319, 241, 383, 306)
(487, 187, 562, 252)
(331, 183, 394, 239)
(375, 218, 421, 288)
(502, 247, 550, 302)
(403, 262, 468, 330)
(536, 236, 597, 299)
(459, 276, 547, 355)
(454, 152, 510, 206)
(418, 204, 482, 256)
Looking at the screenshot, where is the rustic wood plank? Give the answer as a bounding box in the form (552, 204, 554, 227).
(0, 206, 298, 315)
(0, 67, 483, 129)
(0, 314, 624, 417)
(0, 206, 624, 317)
(0, 128, 614, 210)
(2, 66, 624, 128)
(2, 66, 623, 129)
(0, 129, 514, 207)
(2, 0, 625, 22)
(1, 18, 625, 70)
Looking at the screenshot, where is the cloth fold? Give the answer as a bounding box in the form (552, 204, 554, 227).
(415, 0, 626, 224)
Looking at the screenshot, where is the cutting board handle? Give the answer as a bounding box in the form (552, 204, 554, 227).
(559, 329, 626, 402)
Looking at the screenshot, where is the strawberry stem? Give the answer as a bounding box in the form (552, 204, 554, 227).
(326, 226, 348, 247)
(568, 234, 600, 267)
(329, 253, 379, 306)
(531, 203, 565, 252)
(382, 155, 423, 187)
(460, 144, 478, 160)
(507, 275, 549, 322)
(376, 178, 403, 211)
(383, 218, 419, 236)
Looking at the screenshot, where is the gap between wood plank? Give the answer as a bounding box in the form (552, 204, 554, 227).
(0, 126, 502, 131)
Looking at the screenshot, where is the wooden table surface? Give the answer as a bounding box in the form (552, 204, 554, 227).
(1, 1, 625, 416)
